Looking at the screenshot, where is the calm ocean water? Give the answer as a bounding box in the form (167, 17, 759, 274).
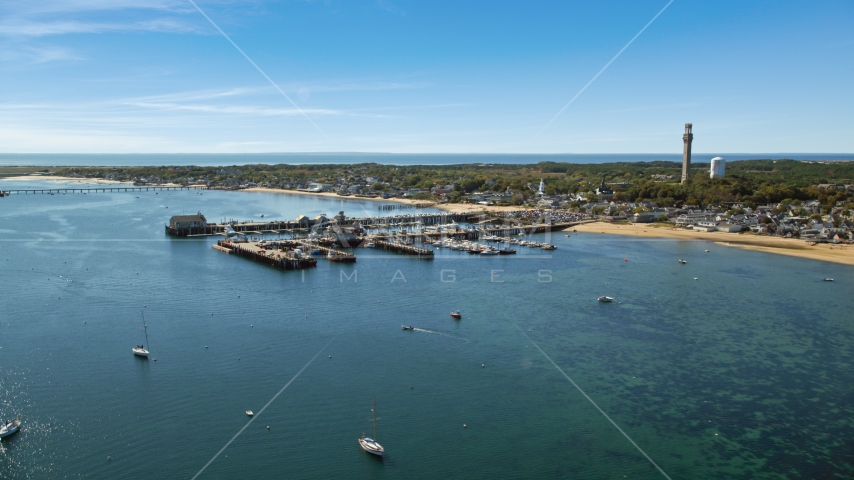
(1, 179, 853, 479)
(1, 153, 853, 167)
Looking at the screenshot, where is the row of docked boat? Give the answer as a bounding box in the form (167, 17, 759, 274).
(430, 239, 515, 254)
(480, 236, 558, 250)
(431, 238, 556, 253)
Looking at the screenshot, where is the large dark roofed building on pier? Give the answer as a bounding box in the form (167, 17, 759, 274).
(169, 212, 207, 230)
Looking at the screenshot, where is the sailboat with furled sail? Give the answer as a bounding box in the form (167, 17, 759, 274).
(358, 397, 384, 457)
(132, 311, 150, 357)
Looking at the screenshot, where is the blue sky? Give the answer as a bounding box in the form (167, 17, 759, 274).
(1, 0, 852, 154)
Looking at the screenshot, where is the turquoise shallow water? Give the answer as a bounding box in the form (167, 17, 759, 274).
(1, 181, 853, 479)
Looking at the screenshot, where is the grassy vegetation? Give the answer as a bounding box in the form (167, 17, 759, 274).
(17, 159, 853, 211)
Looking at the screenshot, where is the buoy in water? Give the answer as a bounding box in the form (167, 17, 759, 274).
(463, 424, 467, 429)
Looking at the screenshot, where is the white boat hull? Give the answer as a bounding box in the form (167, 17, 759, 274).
(132, 347, 149, 357)
(359, 437, 384, 456)
(0, 420, 21, 438)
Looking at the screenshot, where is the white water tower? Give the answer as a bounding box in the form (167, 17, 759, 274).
(710, 157, 726, 179)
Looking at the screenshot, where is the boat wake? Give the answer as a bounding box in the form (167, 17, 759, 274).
(411, 328, 470, 343)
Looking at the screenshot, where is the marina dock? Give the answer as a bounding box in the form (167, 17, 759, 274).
(2, 186, 205, 195)
(370, 238, 434, 258)
(214, 240, 318, 270)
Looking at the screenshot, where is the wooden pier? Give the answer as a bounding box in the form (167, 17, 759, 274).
(370, 239, 434, 258)
(3, 186, 205, 195)
(292, 240, 357, 262)
(214, 240, 317, 270)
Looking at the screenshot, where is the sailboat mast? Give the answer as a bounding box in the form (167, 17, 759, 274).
(142, 311, 150, 349)
(372, 396, 377, 440)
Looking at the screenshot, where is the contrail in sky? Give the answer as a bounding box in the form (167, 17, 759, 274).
(537, 0, 675, 136)
(187, 0, 332, 143)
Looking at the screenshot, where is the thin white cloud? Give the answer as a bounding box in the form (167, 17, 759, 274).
(125, 101, 347, 117)
(0, 0, 190, 16)
(603, 102, 701, 114)
(0, 18, 203, 37)
(292, 81, 432, 93)
(0, 44, 82, 63)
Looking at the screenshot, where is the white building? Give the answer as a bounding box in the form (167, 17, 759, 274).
(710, 157, 726, 179)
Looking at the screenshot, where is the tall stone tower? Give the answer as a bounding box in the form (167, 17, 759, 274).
(681, 123, 693, 184)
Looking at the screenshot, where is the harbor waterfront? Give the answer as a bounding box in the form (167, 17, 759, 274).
(1, 180, 854, 478)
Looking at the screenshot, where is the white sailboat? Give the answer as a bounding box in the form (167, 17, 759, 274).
(0, 417, 21, 439)
(132, 312, 150, 357)
(358, 397, 384, 457)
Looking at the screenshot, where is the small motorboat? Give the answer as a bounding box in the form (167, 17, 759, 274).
(450, 311, 462, 319)
(678, 259, 687, 264)
(498, 248, 516, 255)
(365, 242, 376, 248)
(480, 249, 498, 255)
(598, 296, 614, 303)
(401, 325, 415, 331)
(246, 411, 254, 417)
(824, 278, 834, 282)
(0, 418, 21, 439)
(542, 244, 556, 250)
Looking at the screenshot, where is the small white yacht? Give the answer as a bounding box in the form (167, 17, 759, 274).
(359, 397, 385, 457)
(0, 418, 21, 438)
(133, 311, 151, 357)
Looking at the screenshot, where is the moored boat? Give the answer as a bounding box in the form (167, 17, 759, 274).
(132, 311, 151, 357)
(450, 310, 462, 319)
(401, 325, 414, 330)
(359, 397, 385, 457)
(598, 296, 614, 303)
(498, 248, 516, 255)
(327, 251, 357, 262)
(0, 418, 21, 439)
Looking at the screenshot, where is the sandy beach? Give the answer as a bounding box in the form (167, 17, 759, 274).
(572, 221, 854, 267)
(1, 175, 134, 185)
(242, 187, 521, 214)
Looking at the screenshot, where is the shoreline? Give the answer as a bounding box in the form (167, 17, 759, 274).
(0, 175, 135, 185)
(572, 222, 854, 267)
(242, 187, 522, 214)
(5, 175, 850, 266)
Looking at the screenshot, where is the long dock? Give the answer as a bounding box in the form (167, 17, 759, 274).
(3, 186, 205, 195)
(370, 239, 434, 258)
(214, 240, 317, 270)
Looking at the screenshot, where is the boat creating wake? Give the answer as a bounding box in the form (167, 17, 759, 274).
(410, 328, 470, 343)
